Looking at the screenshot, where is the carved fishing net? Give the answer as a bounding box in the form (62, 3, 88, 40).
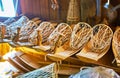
(19, 20, 38, 41)
(16, 63, 58, 78)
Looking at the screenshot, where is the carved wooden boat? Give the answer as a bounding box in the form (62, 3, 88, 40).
(76, 24, 113, 62)
(4, 51, 43, 72)
(6, 52, 30, 73)
(29, 21, 57, 45)
(33, 23, 72, 53)
(47, 22, 92, 61)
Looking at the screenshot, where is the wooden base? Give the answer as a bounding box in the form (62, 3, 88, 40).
(76, 41, 111, 62)
(33, 45, 51, 51)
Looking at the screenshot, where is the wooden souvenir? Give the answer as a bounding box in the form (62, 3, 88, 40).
(76, 24, 113, 62)
(47, 22, 92, 61)
(29, 22, 57, 45)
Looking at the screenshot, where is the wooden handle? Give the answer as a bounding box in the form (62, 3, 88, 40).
(1, 25, 6, 40)
(37, 30, 42, 46)
(17, 27, 21, 35)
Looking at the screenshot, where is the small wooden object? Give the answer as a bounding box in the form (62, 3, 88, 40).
(0, 25, 6, 42)
(5, 51, 43, 73)
(12, 27, 20, 42)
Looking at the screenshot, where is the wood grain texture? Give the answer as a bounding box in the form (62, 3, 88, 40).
(19, 0, 120, 24)
(20, 0, 69, 21)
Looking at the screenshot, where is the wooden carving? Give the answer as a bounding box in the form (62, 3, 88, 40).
(47, 22, 92, 61)
(29, 22, 57, 45)
(76, 24, 113, 62)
